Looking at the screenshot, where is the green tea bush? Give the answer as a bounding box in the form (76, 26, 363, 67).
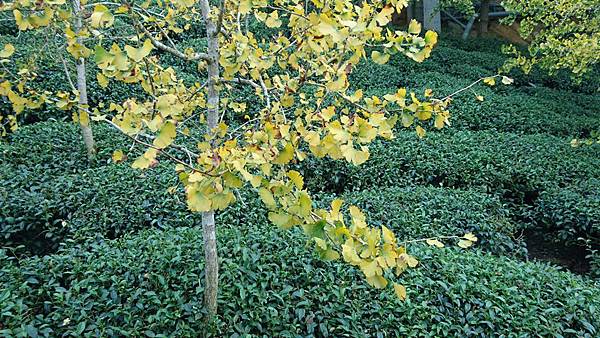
(0, 162, 193, 254)
(535, 179, 600, 244)
(0, 121, 130, 172)
(1, 224, 598, 337)
(303, 130, 600, 196)
(449, 90, 598, 137)
(318, 186, 522, 256)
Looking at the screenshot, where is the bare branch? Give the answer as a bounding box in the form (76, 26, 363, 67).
(137, 22, 211, 62)
(438, 75, 502, 101)
(215, 0, 226, 37)
(221, 77, 260, 88)
(257, 74, 271, 108)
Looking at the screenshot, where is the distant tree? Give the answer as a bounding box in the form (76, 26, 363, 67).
(501, 0, 600, 78)
(438, 0, 599, 78)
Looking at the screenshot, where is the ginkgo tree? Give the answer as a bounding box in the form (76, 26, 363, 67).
(0, 0, 98, 157)
(501, 0, 600, 79)
(1, 0, 484, 317)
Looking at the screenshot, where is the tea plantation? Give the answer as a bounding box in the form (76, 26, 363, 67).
(1, 35, 599, 336)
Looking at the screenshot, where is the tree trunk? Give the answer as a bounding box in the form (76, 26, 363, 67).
(423, 0, 442, 32)
(199, 0, 220, 318)
(479, 0, 491, 34)
(202, 211, 218, 316)
(72, 0, 96, 158)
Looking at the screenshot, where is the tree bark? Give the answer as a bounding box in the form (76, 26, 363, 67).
(72, 0, 96, 158)
(199, 0, 220, 318)
(423, 0, 442, 32)
(479, 0, 491, 34)
(201, 211, 218, 316)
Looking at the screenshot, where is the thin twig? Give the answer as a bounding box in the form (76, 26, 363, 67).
(215, 0, 227, 37)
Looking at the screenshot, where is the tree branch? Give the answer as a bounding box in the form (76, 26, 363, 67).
(137, 22, 211, 62)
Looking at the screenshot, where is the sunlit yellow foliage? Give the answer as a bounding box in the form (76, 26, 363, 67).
(0, 0, 481, 300)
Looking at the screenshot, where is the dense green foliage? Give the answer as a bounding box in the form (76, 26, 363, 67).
(322, 187, 521, 256)
(1, 30, 599, 335)
(2, 225, 599, 337)
(1, 123, 521, 257)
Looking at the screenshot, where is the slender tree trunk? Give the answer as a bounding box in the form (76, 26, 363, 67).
(201, 211, 218, 316)
(199, 0, 220, 318)
(479, 0, 491, 34)
(72, 0, 96, 158)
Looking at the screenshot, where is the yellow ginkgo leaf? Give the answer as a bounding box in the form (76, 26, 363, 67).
(374, 6, 394, 26)
(426, 238, 444, 248)
(416, 125, 425, 138)
(287, 170, 304, 189)
(0, 44, 15, 58)
(483, 77, 496, 86)
(458, 239, 473, 249)
(112, 149, 125, 163)
(96, 73, 109, 88)
(371, 51, 390, 65)
(265, 11, 282, 28)
(239, 0, 252, 14)
(366, 275, 388, 289)
(125, 39, 153, 62)
(463, 233, 478, 242)
(393, 283, 407, 300)
(90, 4, 114, 28)
(434, 114, 445, 129)
(153, 121, 176, 149)
(424, 30, 438, 46)
(187, 188, 212, 212)
(268, 212, 293, 229)
(132, 148, 158, 170)
(501, 76, 514, 85)
(408, 19, 421, 34)
(258, 187, 277, 208)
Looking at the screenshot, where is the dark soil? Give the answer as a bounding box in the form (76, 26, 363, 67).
(525, 230, 590, 275)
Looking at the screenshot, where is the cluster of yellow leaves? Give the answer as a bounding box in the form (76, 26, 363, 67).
(2, 0, 479, 300)
(0, 43, 47, 136)
(502, 0, 600, 78)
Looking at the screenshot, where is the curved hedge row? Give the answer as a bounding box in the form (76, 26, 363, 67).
(0, 162, 192, 254)
(300, 130, 600, 270)
(320, 187, 521, 256)
(1, 224, 598, 337)
(0, 162, 519, 257)
(302, 130, 600, 196)
(0, 121, 130, 172)
(535, 179, 600, 245)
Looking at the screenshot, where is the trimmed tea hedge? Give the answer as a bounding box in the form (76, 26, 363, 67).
(320, 186, 521, 256)
(302, 130, 600, 197)
(1, 161, 520, 256)
(1, 224, 598, 337)
(0, 121, 130, 172)
(0, 162, 192, 254)
(535, 179, 600, 245)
